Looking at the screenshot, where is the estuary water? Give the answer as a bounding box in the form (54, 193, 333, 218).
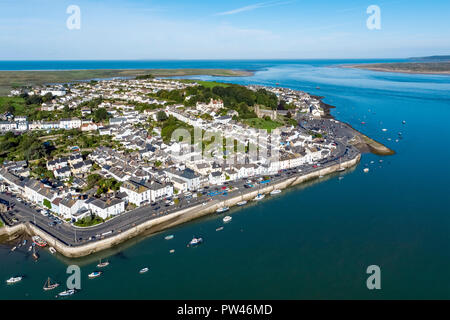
(0, 60, 449, 299)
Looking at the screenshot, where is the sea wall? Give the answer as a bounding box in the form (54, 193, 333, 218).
(10, 153, 361, 258)
(0, 223, 27, 241)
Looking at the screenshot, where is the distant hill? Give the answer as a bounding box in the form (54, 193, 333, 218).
(342, 61, 450, 75)
(408, 55, 450, 62)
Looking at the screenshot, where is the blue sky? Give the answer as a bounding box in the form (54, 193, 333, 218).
(0, 0, 449, 60)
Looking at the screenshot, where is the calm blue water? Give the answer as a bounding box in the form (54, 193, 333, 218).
(0, 59, 406, 71)
(1, 60, 449, 299)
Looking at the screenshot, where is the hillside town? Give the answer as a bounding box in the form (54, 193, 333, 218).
(0, 78, 348, 226)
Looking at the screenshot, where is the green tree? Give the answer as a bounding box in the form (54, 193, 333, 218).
(43, 199, 52, 209)
(157, 110, 168, 122)
(94, 108, 109, 122)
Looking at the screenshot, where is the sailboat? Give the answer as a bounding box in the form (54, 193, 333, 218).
(43, 277, 60, 291)
(337, 158, 345, 172)
(97, 259, 110, 268)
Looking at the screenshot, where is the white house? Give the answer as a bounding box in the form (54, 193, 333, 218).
(59, 196, 86, 220)
(89, 198, 125, 220)
(120, 180, 151, 207)
(59, 118, 81, 130)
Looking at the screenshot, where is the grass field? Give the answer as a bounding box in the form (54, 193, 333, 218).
(178, 79, 232, 88)
(0, 96, 27, 113)
(0, 69, 252, 95)
(243, 118, 283, 132)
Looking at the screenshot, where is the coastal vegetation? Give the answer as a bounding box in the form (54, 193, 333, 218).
(160, 115, 194, 144)
(84, 174, 122, 195)
(0, 131, 54, 163)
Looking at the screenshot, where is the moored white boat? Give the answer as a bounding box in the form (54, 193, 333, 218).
(97, 260, 109, 268)
(6, 276, 22, 285)
(216, 226, 224, 231)
(223, 216, 232, 223)
(139, 267, 149, 274)
(88, 271, 102, 279)
(253, 194, 265, 201)
(364, 168, 370, 173)
(236, 201, 247, 206)
(49, 247, 57, 255)
(187, 237, 203, 247)
(58, 289, 76, 297)
(164, 235, 174, 240)
(270, 189, 281, 195)
(216, 207, 229, 213)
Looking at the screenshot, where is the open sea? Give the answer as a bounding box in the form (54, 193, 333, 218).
(0, 60, 449, 299)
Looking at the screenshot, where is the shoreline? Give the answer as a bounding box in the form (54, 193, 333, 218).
(310, 95, 395, 156)
(0, 154, 361, 258)
(341, 64, 450, 75)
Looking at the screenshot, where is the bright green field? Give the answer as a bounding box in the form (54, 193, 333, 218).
(0, 96, 27, 114)
(243, 117, 283, 131)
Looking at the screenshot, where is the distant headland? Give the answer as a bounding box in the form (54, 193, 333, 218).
(342, 55, 450, 75)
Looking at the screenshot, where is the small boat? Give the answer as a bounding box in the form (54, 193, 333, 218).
(253, 194, 265, 201)
(139, 268, 149, 274)
(164, 235, 174, 240)
(337, 167, 345, 172)
(10, 246, 17, 252)
(382, 128, 388, 132)
(58, 289, 75, 297)
(402, 120, 406, 124)
(32, 236, 47, 247)
(363, 168, 370, 173)
(88, 271, 102, 279)
(43, 277, 59, 291)
(361, 121, 366, 125)
(49, 247, 57, 255)
(338, 176, 344, 180)
(216, 207, 229, 214)
(22, 240, 27, 246)
(97, 260, 109, 268)
(237, 201, 247, 206)
(32, 244, 39, 261)
(216, 226, 224, 232)
(187, 237, 203, 247)
(6, 277, 22, 285)
(270, 189, 282, 195)
(223, 216, 232, 223)
(169, 249, 175, 254)
(28, 245, 32, 252)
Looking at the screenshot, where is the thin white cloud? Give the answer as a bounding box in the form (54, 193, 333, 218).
(215, 1, 294, 16)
